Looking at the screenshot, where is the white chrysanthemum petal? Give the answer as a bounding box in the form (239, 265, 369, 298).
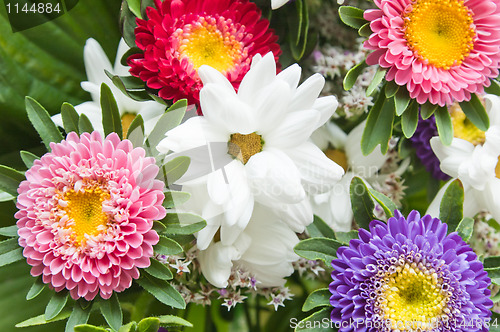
(83, 38, 113, 98)
(276, 63, 302, 90)
(481, 180, 500, 222)
(113, 38, 133, 76)
(265, 110, 320, 149)
(313, 96, 338, 130)
(198, 65, 236, 94)
(430, 137, 474, 178)
(253, 80, 292, 134)
(274, 198, 314, 233)
(346, 121, 386, 177)
(198, 242, 241, 288)
(237, 53, 277, 104)
(288, 73, 325, 112)
(271, 0, 289, 9)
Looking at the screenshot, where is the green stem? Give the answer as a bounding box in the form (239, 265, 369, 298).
(254, 295, 261, 332)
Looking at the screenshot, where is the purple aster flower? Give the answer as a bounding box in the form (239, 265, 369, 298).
(330, 210, 493, 332)
(410, 116, 450, 181)
(158, 328, 168, 332)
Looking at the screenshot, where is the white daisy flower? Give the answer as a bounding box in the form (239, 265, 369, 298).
(52, 38, 165, 136)
(427, 94, 500, 221)
(271, 0, 289, 9)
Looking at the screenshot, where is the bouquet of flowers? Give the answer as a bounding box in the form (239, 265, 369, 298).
(1, 0, 500, 331)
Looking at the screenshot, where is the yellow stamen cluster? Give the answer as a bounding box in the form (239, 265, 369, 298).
(62, 186, 110, 246)
(496, 157, 500, 179)
(324, 149, 348, 172)
(228, 132, 263, 164)
(380, 262, 449, 331)
(179, 19, 242, 73)
(403, 0, 476, 69)
(449, 103, 486, 145)
(121, 113, 137, 138)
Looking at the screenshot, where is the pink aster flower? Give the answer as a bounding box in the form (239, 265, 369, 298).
(364, 0, 500, 106)
(128, 0, 281, 111)
(15, 132, 166, 300)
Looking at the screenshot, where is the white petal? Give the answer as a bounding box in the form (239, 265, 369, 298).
(271, 0, 289, 9)
(430, 137, 474, 178)
(276, 63, 301, 90)
(198, 242, 240, 288)
(288, 73, 325, 112)
(265, 110, 320, 149)
(74, 102, 105, 134)
(198, 65, 236, 94)
(253, 80, 292, 135)
(274, 198, 314, 233)
(83, 38, 113, 93)
(113, 38, 132, 76)
(313, 96, 338, 130)
(425, 180, 451, 218)
(237, 53, 277, 104)
(346, 121, 387, 177)
(327, 173, 355, 232)
(479, 180, 500, 221)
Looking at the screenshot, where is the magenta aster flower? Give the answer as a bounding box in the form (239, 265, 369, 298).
(128, 0, 281, 111)
(330, 210, 493, 331)
(364, 0, 500, 106)
(15, 132, 166, 300)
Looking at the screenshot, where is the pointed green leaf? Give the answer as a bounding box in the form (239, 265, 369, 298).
(484, 256, 500, 269)
(106, 72, 152, 102)
(302, 288, 331, 312)
(350, 177, 375, 230)
(25, 97, 64, 150)
(420, 102, 438, 119)
(0, 165, 25, 196)
(435, 106, 453, 145)
(137, 274, 186, 309)
(74, 325, 109, 332)
(459, 93, 489, 131)
(361, 91, 395, 155)
(394, 88, 411, 116)
(439, 179, 464, 234)
(119, 322, 137, 332)
(141, 0, 155, 20)
(101, 83, 123, 139)
(45, 292, 69, 320)
(157, 315, 193, 327)
(338, 6, 368, 29)
(125, 0, 142, 18)
(306, 215, 336, 239)
(163, 213, 207, 235)
(0, 190, 15, 202)
(126, 114, 145, 138)
(162, 156, 191, 186)
(146, 105, 186, 155)
(485, 79, 500, 95)
(401, 101, 419, 138)
(368, 188, 397, 218)
(120, 0, 139, 48)
(155, 236, 183, 255)
(27, 276, 46, 300)
(16, 310, 71, 327)
(295, 308, 332, 332)
(79, 114, 94, 134)
(0, 238, 19, 255)
(0, 225, 18, 237)
(294, 237, 343, 263)
(0, 247, 23, 267)
(65, 300, 92, 332)
(137, 317, 160, 332)
(100, 293, 122, 331)
(20, 151, 39, 169)
(358, 22, 372, 37)
(366, 67, 386, 96)
(152, 221, 167, 233)
(61, 102, 80, 135)
(145, 259, 173, 280)
(343, 61, 368, 91)
(163, 191, 191, 209)
(335, 231, 359, 245)
(456, 217, 474, 242)
(385, 81, 399, 97)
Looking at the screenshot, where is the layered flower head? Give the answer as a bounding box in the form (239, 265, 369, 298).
(364, 0, 500, 106)
(330, 210, 492, 331)
(128, 0, 281, 109)
(15, 132, 166, 300)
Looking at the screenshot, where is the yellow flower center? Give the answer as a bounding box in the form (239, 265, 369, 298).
(449, 103, 485, 145)
(403, 0, 476, 69)
(496, 157, 500, 179)
(324, 148, 348, 172)
(228, 132, 263, 164)
(121, 113, 137, 138)
(381, 262, 449, 330)
(63, 186, 110, 246)
(179, 18, 243, 73)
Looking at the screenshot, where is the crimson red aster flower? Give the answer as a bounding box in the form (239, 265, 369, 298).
(128, 0, 281, 112)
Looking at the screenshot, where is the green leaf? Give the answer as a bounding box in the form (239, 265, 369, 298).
(155, 236, 183, 255)
(162, 156, 191, 186)
(61, 102, 80, 135)
(65, 300, 92, 332)
(120, 0, 139, 48)
(140, 0, 155, 20)
(366, 67, 386, 97)
(45, 292, 69, 320)
(0, 238, 19, 255)
(361, 91, 395, 155)
(20, 150, 39, 169)
(287, 0, 310, 60)
(120, 47, 142, 67)
(302, 288, 331, 312)
(435, 106, 453, 146)
(401, 101, 419, 138)
(146, 104, 186, 155)
(0, 225, 18, 237)
(485, 256, 500, 269)
(350, 177, 375, 230)
(368, 188, 397, 218)
(343, 61, 368, 91)
(485, 79, 500, 95)
(334, 230, 359, 245)
(26, 276, 45, 300)
(385, 81, 399, 98)
(157, 315, 193, 327)
(119, 322, 137, 332)
(358, 22, 372, 37)
(338, 6, 368, 29)
(295, 308, 333, 332)
(137, 317, 160, 332)
(163, 191, 191, 209)
(16, 310, 71, 327)
(420, 102, 438, 119)
(0, 190, 15, 202)
(137, 274, 186, 309)
(25, 97, 64, 151)
(145, 259, 173, 281)
(394, 88, 411, 116)
(101, 83, 123, 139)
(74, 324, 109, 332)
(294, 237, 343, 263)
(106, 72, 152, 102)
(162, 217, 207, 236)
(456, 217, 474, 242)
(306, 215, 336, 239)
(152, 221, 167, 233)
(125, 0, 142, 18)
(100, 293, 122, 331)
(459, 93, 489, 131)
(0, 247, 23, 267)
(79, 114, 94, 134)
(0, 165, 25, 196)
(439, 179, 464, 234)
(126, 114, 145, 141)
(489, 312, 500, 332)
